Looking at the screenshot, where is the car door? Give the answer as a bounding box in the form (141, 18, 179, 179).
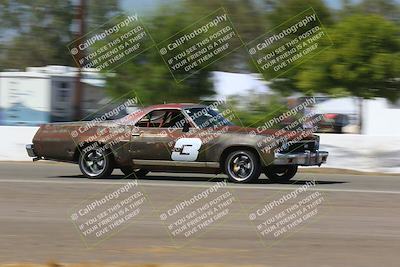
(129, 109, 172, 160)
(129, 109, 203, 161)
(129, 108, 212, 163)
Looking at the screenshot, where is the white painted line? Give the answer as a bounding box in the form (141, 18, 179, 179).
(0, 178, 400, 195)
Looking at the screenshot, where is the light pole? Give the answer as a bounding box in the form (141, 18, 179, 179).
(73, 0, 86, 121)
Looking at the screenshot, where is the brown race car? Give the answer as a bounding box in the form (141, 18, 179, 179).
(26, 103, 328, 183)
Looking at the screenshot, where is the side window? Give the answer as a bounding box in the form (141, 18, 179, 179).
(163, 110, 186, 128)
(136, 110, 166, 127)
(135, 109, 188, 128)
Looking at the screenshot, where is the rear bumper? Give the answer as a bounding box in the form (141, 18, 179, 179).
(26, 144, 37, 158)
(274, 150, 328, 166)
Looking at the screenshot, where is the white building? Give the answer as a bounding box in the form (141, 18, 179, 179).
(314, 96, 400, 136)
(211, 71, 273, 100)
(363, 98, 400, 136)
(209, 71, 273, 107)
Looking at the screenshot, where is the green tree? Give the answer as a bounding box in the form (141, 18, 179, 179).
(296, 15, 400, 131)
(105, 0, 270, 106)
(264, 0, 333, 26)
(227, 94, 288, 127)
(338, 0, 400, 28)
(352, 0, 400, 24)
(105, 4, 215, 105)
(183, 0, 265, 73)
(260, 0, 333, 95)
(0, 0, 120, 70)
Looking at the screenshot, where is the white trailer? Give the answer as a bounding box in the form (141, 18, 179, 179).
(0, 72, 51, 125)
(0, 65, 107, 125)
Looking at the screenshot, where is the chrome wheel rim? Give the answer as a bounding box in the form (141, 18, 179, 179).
(82, 149, 106, 177)
(228, 152, 253, 181)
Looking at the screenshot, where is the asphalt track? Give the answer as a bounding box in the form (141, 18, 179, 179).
(0, 162, 399, 266)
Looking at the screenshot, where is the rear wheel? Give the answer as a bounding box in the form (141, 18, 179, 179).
(264, 165, 298, 183)
(334, 125, 343, 133)
(120, 166, 149, 178)
(224, 150, 261, 183)
(79, 147, 113, 179)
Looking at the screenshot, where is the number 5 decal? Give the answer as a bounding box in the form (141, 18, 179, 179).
(171, 138, 202, 161)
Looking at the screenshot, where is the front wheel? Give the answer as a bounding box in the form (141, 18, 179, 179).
(224, 150, 261, 183)
(264, 165, 298, 183)
(79, 147, 114, 179)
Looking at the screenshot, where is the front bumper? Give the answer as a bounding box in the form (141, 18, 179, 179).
(26, 144, 37, 158)
(274, 150, 328, 166)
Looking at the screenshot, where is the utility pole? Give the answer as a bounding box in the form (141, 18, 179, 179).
(73, 0, 86, 121)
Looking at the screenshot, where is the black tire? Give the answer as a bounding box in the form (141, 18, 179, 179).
(334, 125, 343, 133)
(264, 165, 298, 183)
(224, 150, 261, 183)
(79, 147, 113, 179)
(120, 166, 149, 178)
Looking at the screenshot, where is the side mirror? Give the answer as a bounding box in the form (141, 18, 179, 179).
(182, 122, 190, 133)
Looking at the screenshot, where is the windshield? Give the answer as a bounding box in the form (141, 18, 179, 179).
(184, 107, 234, 128)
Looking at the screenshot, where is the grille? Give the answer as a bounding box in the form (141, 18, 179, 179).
(279, 141, 317, 153)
